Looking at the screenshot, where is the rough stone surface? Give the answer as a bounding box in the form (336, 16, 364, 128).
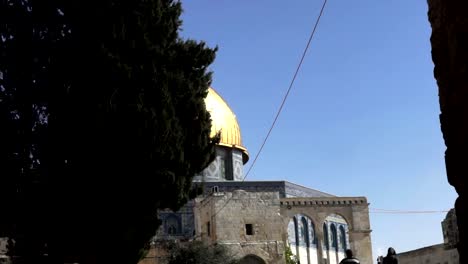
(396, 244, 459, 264)
(194, 192, 373, 264)
(196, 191, 286, 264)
(442, 209, 459, 248)
(427, 1, 468, 262)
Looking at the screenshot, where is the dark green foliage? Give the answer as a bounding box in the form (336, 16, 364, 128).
(285, 245, 298, 264)
(0, 0, 217, 263)
(166, 241, 238, 264)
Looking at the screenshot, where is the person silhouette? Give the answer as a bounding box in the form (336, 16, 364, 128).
(377, 256, 383, 264)
(382, 247, 398, 264)
(340, 249, 360, 264)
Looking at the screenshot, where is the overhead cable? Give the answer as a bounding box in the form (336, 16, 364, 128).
(210, 0, 328, 218)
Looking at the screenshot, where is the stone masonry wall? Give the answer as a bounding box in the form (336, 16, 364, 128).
(397, 244, 459, 264)
(280, 197, 373, 264)
(196, 190, 286, 264)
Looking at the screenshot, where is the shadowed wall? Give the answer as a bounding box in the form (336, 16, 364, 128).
(427, 1, 468, 263)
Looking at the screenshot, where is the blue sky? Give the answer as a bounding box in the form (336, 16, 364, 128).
(179, 0, 458, 257)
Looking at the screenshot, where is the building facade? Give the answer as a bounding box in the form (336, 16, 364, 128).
(280, 196, 372, 264)
(396, 244, 458, 264)
(194, 189, 373, 264)
(195, 190, 284, 264)
(147, 88, 374, 264)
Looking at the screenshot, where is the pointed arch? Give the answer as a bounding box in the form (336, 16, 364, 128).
(239, 254, 266, 264)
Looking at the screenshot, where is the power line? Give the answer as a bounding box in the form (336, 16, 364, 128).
(243, 0, 328, 181)
(209, 0, 328, 218)
(370, 208, 449, 214)
(370, 211, 448, 214)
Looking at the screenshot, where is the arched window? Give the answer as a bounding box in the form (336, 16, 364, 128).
(301, 217, 309, 247)
(293, 217, 299, 247)
(339, 225, 347, 250)
(216, 148, 233, 180)
(323, 223, 329, 250)
(168, 225, 176, 235)
(309, 219, 317, 245)
(331, 223, 338, 250)
(287, 218, 297, 246)
(165, 214, 181, 235)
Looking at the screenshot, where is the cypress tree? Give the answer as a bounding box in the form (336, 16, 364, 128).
(0, 1, 217, 263)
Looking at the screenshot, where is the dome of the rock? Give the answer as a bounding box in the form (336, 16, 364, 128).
(205, 87, 249, 164)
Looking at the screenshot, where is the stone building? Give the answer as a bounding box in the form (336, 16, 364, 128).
(396, 209, 459, 264)
(144, 88, 374, 264)
(442, 209, 458, 248)
(280, 196, 371, 264)
(195, 190, 284, 264)
(396, 244, 458, 264)
(192, 181, 372, 264)
(152, 88, 249, 242)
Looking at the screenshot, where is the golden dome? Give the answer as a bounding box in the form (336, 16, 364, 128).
(205, 87, 249, 164)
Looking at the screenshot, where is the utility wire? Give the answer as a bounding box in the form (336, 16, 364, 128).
(372, 208, 449, 211)
(209, 0, 328, 218)
(370, 211, 448, 214)
(243, 0, 328, 181)
(370, 208, 449, 214)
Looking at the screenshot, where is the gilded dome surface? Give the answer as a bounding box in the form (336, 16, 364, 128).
(205, 87, 249, 163)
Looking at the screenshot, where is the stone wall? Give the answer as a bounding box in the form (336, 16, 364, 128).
(194, 191, 372, 264)
(280, 197, 373, 264)
(196, 190, 286, 264)
(427, 1, 468, 262)
(396, 244, 459, 264)
(442, 209, 458, 248)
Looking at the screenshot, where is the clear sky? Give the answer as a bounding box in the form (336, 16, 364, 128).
(179, 0, 458, 257)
